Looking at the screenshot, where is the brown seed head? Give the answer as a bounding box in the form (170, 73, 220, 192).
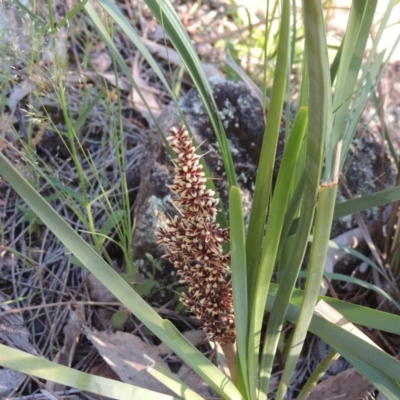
(156, 126, 235, 344)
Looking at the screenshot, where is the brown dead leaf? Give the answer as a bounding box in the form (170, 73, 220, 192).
(130, 52, 162, 120)
(86, 273, 119, 328)
(85, 328, 214, 397)
(85, 328, 173, 395)
(0, 291, 37, 398)
(142, 18, 166, 42)
(90, 51, 112, 73)
(141, 38, 224, 78)
(7, 80, 32, 113)
(0, 242, 18, 274)
(65, 71, 131, 92)
(157, 330, 214, 397)
(176, 364, 216, 398)
(87, 273, 118, 303)
(46, 307, 85, 392)
(308, 367, 375, 400)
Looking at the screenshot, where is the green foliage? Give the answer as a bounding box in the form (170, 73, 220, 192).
(111, 309, 129, 330)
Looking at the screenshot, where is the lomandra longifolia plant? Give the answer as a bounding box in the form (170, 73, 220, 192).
(157, 126, 236, 345)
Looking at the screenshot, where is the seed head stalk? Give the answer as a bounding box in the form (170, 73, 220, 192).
(157, 126, 237, 381)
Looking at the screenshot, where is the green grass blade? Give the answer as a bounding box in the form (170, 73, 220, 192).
(278, 0, 331, 349)
(99, 210, 126, 237)
(297, 266, 399, 309)
(46, 175, 86, 205)
(290, 184, 400, 234)
(334, 185, 400, 219)
(147, 360, 205, 400)
(49, 0, 89, 34)
(296, 349, 341, 400)
(327, 243, 384, 278)
(331, 0, 377, 167)
(363, 0, 397, 70)
(0, 345, 177, 400)
(257, 108, 308, 395)
(372, 90, 399, 166)
(346, 0, 399, 159)
(277, 173, 307, 274)
(275, 0, 333, 395)
(73, 89, 105, 133)
(329, 42, 342, 84)
(277, 182, 338, 399)
(0, 154, 242, 400)
(246, 0, 290, 317)
(225, 52, 264, 106)
(346, 0, 399, 154)
(229, 186, 250, 399)
(340, 51, 385, 162)
(14, 0, 48, 29)
(325, 273, 400, 310)
(246, 6, 291, 394)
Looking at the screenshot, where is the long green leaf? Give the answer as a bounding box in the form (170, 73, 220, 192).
(296, 349, 340, 400)
(245, 2, 291, 395)
(0, 345, 177, 400)
(229, 186, 250, 399)
(312, 317, 400, 385)
(275, 0, 332, 396)
(73, 89, 105, 133)
(340, 51, 385, 164)
(14, 0, 48, 28)
(325, 272, 400, 310)
(331, 0, 377, 170)
(288, 184, 400, 236)
(148, 360, 205, 400)
(246, 0, 290, 306)
(334, 185, 400, 219)
(257, 108, 308, 395)
(277, 182, 338, 399)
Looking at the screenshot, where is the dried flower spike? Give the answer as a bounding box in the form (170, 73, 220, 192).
(157, 126, 235, 344)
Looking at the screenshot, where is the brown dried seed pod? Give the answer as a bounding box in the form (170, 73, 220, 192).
(157, 126, 235, 344)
